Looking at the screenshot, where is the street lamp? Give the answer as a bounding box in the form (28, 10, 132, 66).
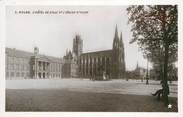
(146, 58, 149, 85)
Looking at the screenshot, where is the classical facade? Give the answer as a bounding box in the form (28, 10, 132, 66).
(62, 26, 126, 80)
(6, 47, 62, 79)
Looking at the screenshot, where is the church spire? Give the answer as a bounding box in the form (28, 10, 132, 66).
(120, 32, 124, 48)
(120, 32, 122, 42)
(113, 25, 119, 49)
(120, 32, 122, 44)
(115, 25, 118, 39)
(136, 61, 139, 69)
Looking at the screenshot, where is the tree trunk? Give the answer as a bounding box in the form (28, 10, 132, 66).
(162, 7, 170, 106)
(163, 41, 170, 106)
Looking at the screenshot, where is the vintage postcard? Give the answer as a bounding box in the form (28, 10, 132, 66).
(1, 0, 183, 117)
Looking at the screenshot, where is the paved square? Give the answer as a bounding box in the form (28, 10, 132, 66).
(6, 79, 178, 112)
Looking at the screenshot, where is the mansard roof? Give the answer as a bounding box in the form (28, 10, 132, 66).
(6, 48, 33, 58)
(6, 47, 62, 63)
(47, 56, 62, 63)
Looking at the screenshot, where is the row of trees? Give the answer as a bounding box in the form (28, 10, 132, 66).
(127, 5, 177, 106)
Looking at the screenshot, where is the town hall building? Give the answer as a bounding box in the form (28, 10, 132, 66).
(6, 47, 62, 79)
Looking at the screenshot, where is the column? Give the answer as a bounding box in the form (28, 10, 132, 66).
(83, 57, 85, 77)
(90, 57, 92, 77)
(92, 57, 94, 77)
(36, 60, 38, 79)
(86, 56, 88, 77)
(34, 59, 36, 79)
(104, 57, 106, 72)
(96, 57, 98, 76)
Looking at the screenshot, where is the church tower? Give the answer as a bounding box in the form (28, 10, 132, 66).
(112, 25, 126, 79)
(119, 32, 126, 78)
(73, 35, 83, 57)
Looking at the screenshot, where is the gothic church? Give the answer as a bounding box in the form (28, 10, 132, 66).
(62, 26, 126, 80)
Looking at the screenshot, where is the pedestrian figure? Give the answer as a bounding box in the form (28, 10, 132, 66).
(152, 89, 163, 101)
(152, 80, 169, 101)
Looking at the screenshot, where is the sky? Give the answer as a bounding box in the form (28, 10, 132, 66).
(6, 6, 149, 71)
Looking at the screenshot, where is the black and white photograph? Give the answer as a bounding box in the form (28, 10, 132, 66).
(5, 5, 178, 112)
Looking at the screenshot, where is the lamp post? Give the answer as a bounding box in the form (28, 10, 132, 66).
(146, 58, 149, 85)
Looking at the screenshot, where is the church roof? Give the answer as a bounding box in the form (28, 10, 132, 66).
(81, 49, 112, 57)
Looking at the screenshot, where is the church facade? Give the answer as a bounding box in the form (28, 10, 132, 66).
(62, 26, 126, 80)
